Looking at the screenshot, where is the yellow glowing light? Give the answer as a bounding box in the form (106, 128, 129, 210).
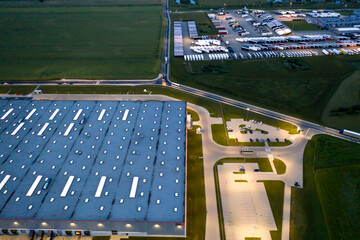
(154, 224, 160, 228)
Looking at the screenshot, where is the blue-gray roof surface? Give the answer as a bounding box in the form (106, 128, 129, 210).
(0, 100, 186, 223)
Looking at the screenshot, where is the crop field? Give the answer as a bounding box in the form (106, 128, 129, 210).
(0, 0, 162, 7)
(0, 6, 163, 80)
(171, 12, 217, 35)
(282, 20, 320, 31)
(290, 135, 360, 240)
(322, 70, 360, 132)
(171, 54, 360, 126)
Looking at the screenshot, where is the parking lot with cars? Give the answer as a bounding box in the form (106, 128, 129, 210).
(226, 118, 295, 144)
(180, 9, 360, 61)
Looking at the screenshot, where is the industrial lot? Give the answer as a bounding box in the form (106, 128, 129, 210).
(175, 8, 360, 61)
(0, 99, 186, 237)
(0, 1, 360, 240)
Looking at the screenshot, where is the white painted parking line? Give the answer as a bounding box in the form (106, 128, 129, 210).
(1, 108, 13, 120)
(63, 123, 74, 136)
(98, 109, 106, 121)
(73, 109, 83, 121)
(37, 123, 49, 136)
(25, 109, 36, 120)
(11, 122, 24, 136)
(49, 109, 60, 120)
(26, 175, 42, 197)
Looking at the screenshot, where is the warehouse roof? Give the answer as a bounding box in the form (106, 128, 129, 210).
(0, 100, 186, 223)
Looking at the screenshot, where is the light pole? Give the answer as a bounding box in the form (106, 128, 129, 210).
(246, 107, 250, 121)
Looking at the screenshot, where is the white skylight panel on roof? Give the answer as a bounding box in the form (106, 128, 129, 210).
(0, 175, 11, 191)
(73, 109, 83, 121)
(1, 108, 13, 120)
(98, 109, 106, 121)
(25, 109, 36, 120)
(129, 176, 139, 198)
(63, 123, 74, 136)
(37, 123, 49, 136)
(60, 176, 74, 197)
(95, 176, 106, 198)
(11, 122, 24, 135)
(26, 175, 42, 197)
(122, 109, 129, 121)
(49, 109, 60, 120)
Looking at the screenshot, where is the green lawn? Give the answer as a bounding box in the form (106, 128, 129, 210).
(129, 125, 206, 240)
(268, 140, 292, 147)
(340, 10, 354, 16)
(219, 158, 273, 172)
(170, 12, 217, 36)
(0, 85, 36, 94)
(273, 159, 286, 174)
(258, 181, 285, 240)
(187, 109, 200, 121)
(282, 20, 320, 31)
(0, 6, 163, 80)
(171, 50, 360, 126)
(290, 135, 360, 240)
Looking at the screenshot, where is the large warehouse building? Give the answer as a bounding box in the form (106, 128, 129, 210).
(0, 99, 186, 237)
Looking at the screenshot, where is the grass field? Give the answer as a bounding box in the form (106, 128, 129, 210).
(171, 51, 360, 126)
(218, 158, 273, 172)
(268, 140, 292, 147)
(322, 70, 360, 132)
(129, 125, 206, 240)
(290, 135, 360, 240)
(282, 20, 320, 31)
(0, 0, 162, 7)
(258, 181, 284, 240)
(170, 12, 217, 36)
(273, 159, 286, 174)
(0, 85, 36, 94)
(0, 6, 163, 80)
(187, 109, 200, 121)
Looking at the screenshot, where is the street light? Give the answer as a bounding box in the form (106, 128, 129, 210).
(246, 108, 250, 121)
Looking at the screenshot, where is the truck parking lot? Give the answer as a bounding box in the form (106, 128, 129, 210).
(179, 9, 360, 61)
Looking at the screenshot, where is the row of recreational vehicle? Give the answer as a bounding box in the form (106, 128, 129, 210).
(184, 55, 205, 61)
(208, 53, 230, 60)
